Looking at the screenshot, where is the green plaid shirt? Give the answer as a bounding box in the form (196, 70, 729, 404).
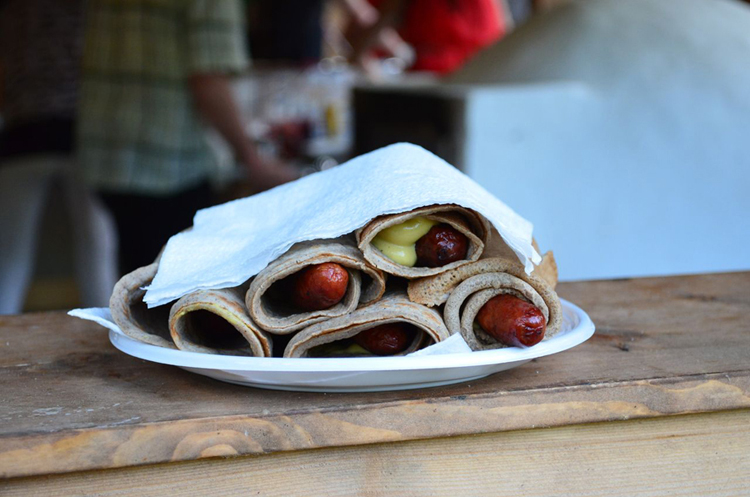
(78, 0, 248, 194)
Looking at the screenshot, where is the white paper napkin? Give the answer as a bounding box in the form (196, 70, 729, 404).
(407, 333, 473, 356)
(68, 307, 121, 334)
(144, 143, 539, 307)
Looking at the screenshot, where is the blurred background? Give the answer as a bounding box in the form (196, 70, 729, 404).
(1, 0, 749, 313)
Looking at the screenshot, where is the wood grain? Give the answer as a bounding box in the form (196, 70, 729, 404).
(1, 272, 749, 479)
(3, 410, 748, 496)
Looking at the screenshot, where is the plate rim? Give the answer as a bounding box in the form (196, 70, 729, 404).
(108, 298, 595, 373)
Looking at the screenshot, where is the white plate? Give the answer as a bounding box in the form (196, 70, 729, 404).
(107, 298, 595, 392)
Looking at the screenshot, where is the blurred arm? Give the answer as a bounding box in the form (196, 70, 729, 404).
(188, 73, 298, 190)
(186, 0, 298, 191)
(188, 73, 255, 166)
(344, 0, 413, 71)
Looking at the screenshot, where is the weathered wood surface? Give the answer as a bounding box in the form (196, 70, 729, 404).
(3, 410, 748, 496)
(1, 272, 749, 479)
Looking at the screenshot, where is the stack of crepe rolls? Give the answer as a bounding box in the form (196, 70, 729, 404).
(108, 204, 560, 357)
(357, 204, 491, 278)
(408, 253, 562, 351)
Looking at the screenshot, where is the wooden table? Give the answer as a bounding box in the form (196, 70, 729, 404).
(1, 272, 749, 496)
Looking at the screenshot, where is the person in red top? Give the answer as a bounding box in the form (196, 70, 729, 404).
(347, 0, 507, 75)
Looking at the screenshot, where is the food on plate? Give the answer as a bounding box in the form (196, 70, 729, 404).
(80, 142, 576, 369)
(283, 292, 450, 358)
(407, 257, 562, 350)
(357, 204, 491, 279)
(476, 294, 546, 347)
(107, 241, 559, 356)
(169, 288, 272, 357)
(246, 238, 386, 334)
(290, 263, 349, 311)
(109, 263, 175, 349)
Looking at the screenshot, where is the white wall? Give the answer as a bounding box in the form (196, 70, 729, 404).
(452, 0, 750, 280)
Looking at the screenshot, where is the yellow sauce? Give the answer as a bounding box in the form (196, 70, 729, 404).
(372, 216, 437, 266)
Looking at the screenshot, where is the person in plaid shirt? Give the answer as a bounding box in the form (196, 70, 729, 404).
(78, 0, 298, 275)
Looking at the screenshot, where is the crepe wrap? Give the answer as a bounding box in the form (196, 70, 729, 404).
(356, 204, 491, 279)
(408, 251, 559, 307)
(408, 258, 563, 351)
(284, 292, 450, 358)
(170, 287, 272, 357)
(482, 231, 559, 290)
(246, 238, 387, 335)
(110, 263, 175, 348)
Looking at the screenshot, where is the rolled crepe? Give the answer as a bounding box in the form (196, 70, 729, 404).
(356, 204, 491, 279)
(170, 287, 272, 357)
(246, 238, 386, 335)
(110, 263, 175, 348)
(284, 292, 450, 358)
(408, 252, 558, 307)
(408, 258, 563, 351)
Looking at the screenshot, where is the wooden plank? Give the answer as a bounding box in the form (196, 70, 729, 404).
(1, 371, 749, 479)
(1, 272, 749, 478)
(3, 409, 748, 496)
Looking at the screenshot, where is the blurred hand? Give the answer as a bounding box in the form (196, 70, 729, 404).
(342, 0, 414, 78)
(241, 156, 300, 193)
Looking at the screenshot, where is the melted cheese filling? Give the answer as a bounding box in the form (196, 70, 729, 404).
(371, 217, 437, 266)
